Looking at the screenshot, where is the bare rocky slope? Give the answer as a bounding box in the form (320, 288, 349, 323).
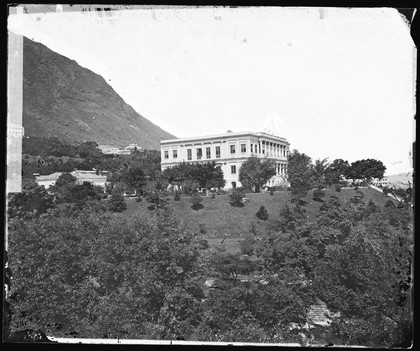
(23, 36, 176, 149)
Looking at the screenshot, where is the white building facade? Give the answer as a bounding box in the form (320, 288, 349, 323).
(35, 170, 108, 189)
(160, 131, 290, 189)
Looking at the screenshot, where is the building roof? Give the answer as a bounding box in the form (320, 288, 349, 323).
(36, 171, 107, 182)
(74, 173, 107, 180)
(161, 131, 289, 145)
(35, 172, 63, 181)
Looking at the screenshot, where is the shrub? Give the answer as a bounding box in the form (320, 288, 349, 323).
(135, 197, 142, 202)
(240, 235, 255, 255)
(313, 188, 326, 201)
(229, 188, 245, 207)
(211, 193, 215, 199)
(190, 192, 203, 210)
(270, 190, 274, 196)
(335, 184, 341, 192)
(144, 190, 168, 209)
(354, 185, 359, 190)
(198, 238, 209, 250)
(384, 199, 396, 209)
(256, 205, 269, 220)
(108, 194, 127, 212)
(174, 191, 181, 201)
(383, 186, 389, 195)
(199, 223, 206, 234)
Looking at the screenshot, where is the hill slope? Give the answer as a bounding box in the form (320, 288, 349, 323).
(124, 187, 399, 253)
(23, 36, 176, 149)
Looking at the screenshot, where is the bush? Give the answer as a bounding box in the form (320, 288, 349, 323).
(211, 193, 216, 199)
(144, 190, 168, 209)
(384, 199, 396, 209)
(198, 238, 209, 250)
(190, 192, 203, 210)
(135, 197, 142, 202)
(256, 205, 269, 220)
(354, 185, 359, 190)
(383, 186, 390, 195)
(313, 188, 326, 201)
(269, 190, 274, 196)
(174, 191, 181, 201)
(240, 235, 255, 255)
(335, 184, 341, 192)
(229, 188, 245, 207)
(199, 223, 206, 235)
(108, 194, 127, 212)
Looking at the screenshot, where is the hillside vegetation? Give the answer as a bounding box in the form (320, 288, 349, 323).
(124, 187, 399, 252)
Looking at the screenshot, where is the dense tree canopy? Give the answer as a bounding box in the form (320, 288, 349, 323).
(50, 173, 103, 209)
(162, 161, 226, 191)
(7, 140, 413, 346)
(7, 180, 56, 219)
(7, 205, 204, 339)
(346, 159, 386, 181)
(287, 150, 314, 203)
(324, 159, 350, 186)
(238, 157, 276, 192)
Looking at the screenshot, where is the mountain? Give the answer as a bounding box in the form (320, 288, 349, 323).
(22, 36, 176, 150)
(384, 171, 413, 189)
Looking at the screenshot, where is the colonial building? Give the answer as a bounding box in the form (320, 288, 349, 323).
(160, 131, 290, 189)
(35, 170, 108, 189)
(101, 143, 142, 155)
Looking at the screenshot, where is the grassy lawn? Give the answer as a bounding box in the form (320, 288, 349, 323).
(124, 187, 396, 253)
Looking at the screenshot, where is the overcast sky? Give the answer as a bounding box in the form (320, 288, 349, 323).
(8, 6, 415, 175)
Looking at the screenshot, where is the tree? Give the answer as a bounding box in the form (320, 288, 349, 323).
(313, 222, 412, 346)
(123, 166, 146, 194)
(238, 157, 276, 192)
(144, 190, 168, 210)
(287, 150, 314, 203)
(162, 161, 225, 190)
(52, 176, 103, 209)
(7, 205, 205, 339)
(108, 193, 127, 212)
(271, 204, 307, 233)
(54, 172, 76, 188)
(312, 158, 330, 188)
(324, 159, 350, 186)
(229, 188, 245, 207)
(346, 159, 386, 182)
(76, 141, 101, 159)
(7, 180, 55, 219)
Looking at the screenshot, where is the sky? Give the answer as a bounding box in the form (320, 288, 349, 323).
(8, 5, 416, 175)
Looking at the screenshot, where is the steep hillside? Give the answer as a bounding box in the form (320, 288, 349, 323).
(23, 36, 176, 149)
